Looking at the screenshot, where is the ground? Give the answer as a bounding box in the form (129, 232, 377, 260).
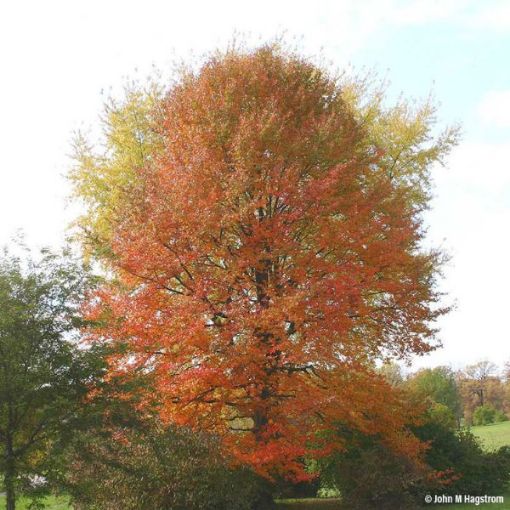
(0, 495, 70, 510)
(0, 495, 346, 509)
(276, 499, 342, 509)
(2, 493, 510, 509)
(471, 420, 510, 450)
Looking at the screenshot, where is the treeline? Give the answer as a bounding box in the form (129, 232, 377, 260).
(381, 361, 510, 427)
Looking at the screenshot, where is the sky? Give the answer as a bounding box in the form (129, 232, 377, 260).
(0, 0, 509, 371)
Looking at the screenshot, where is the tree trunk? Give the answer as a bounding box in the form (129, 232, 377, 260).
(476, 388, 484, 407)
(253, 259, 272, 440)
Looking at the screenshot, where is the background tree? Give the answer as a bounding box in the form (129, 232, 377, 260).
(0, 245, 99, 510)
(504, 362, 510, 417)
(70, 81, 165, 262)
(378, 362, 405, 388)
(472, 404, 497, 426)
(465, 361, 498, 407)
(406, 367, 462, 426)
(72, 44, 457, 479)
(458, 361, 504, 424)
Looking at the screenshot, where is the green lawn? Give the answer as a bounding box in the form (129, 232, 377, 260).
(1, 493, 508, 510)
(0, 497, 342, 510)
(277, 494, 510, 509)
(0, 498, 344, 510)
(471, 421, 510, 450)
(276, 498, 342, 509)
(277, 495, 510, 510)
(0, 495, 71, 510)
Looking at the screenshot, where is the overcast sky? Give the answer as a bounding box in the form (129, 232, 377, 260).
(0, 0, 509, 370)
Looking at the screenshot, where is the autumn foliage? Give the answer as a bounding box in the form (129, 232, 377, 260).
(74, 45, 455, 479)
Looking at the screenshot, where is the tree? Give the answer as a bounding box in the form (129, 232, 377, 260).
(504, 361, 510, 383)
(317, 399, 510, 509)
(406, 367, 462, 426)
(378, 362, 405, 388)
(0, 245, 98, 510)
(472, 404, 497, 426)
(464, 361, 498, 407)
(458, 361, 503, 424)
(72, 44, 457, 479)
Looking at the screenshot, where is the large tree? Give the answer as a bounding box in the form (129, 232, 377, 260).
(72, 45, 457, 479)
(0, 246, 99, 510)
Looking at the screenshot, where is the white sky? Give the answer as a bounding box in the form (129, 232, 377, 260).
(0, 0, 509, 371)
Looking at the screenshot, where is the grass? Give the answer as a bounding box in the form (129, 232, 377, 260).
(0, 496, 344, 510)
(276, 498, 342, 509)
(0, 493, 507, 510)
(0, 495, 71, 510)
(277, 494, 510, 509)
(471, 420, 510, 450)
(0, 496, 345, 510)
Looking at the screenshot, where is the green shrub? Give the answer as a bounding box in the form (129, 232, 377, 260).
(473, 404, 497, 425)
(427, 402, 456, 429)
(413, 422, 510, 496)
(494, 410, 508, 423)
(318, 431, 424, 510)
(272, 477, 320, 500)
(317, 420, 510, 509)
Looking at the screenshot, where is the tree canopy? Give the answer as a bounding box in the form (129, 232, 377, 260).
(0, 246, 101, 510)
(71, 44, 457, 479)
(406, 366, 462, 424)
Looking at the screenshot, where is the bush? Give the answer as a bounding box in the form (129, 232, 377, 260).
(318, 432, 424, 510)
(317, 420, 510, 509)
(473, 404, 497, 425)
(60, 421, 270, 510)
(413, 422, 510, 496)
(273, 476, 320, 500)
(427, 402, 456, 429)
(494, 410, 508, 423)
